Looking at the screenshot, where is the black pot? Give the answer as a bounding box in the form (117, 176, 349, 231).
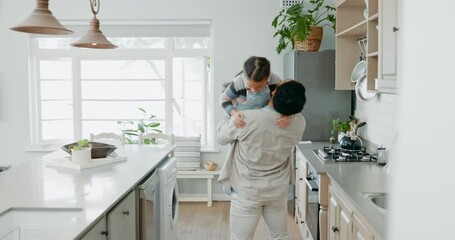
(339, 135, 364, 151)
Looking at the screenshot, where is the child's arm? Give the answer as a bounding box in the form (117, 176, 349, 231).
(276, 114, 294, 128)
(220, 81, 246, 128)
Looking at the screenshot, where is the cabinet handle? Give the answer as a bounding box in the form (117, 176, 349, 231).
(299, 178, 303, 181)
(300, 220, 305, 224)
(122, 210, 130, 216)
(101, 230, 109, 236)
(393, 26, 399, 32)
(331, 226, 339, 232)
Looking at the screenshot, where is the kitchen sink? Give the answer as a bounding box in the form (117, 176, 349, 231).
(360, 192, 388, 211)
(0, 208, 84, 240)
(371, 194, 388, 210)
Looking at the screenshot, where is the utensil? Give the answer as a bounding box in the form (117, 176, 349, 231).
(351, 61, 366, 83)
(355, 75, 377, 101)
(355, 122, 366, 135)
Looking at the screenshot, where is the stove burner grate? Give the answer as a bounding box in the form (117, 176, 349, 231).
(320, 146, 376, 162)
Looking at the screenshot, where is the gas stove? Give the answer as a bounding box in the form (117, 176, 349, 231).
(312, 146, 376, 163)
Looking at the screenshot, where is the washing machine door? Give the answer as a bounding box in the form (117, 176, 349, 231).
(169, 180, 179, 229)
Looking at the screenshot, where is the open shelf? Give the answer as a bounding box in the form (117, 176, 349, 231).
(335, 0, 379, 92)
(336, 20, 367, 37)
(368, 13, 379, 21)
(367, 52, 379, 57)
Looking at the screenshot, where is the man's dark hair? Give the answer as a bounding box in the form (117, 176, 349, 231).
(273, 80, 306, 116)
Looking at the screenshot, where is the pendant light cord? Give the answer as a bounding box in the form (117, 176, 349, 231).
(90, 0, 100, 16)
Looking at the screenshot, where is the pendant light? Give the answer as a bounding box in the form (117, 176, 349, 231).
(10, 0, 73, 35)
(71, 0, 117, 49)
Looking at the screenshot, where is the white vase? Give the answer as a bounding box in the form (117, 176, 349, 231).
(72, 148, 91, 164)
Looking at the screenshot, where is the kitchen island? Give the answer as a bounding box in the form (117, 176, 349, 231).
(0, 145, 174, 240)
(296, 142, 388, 240)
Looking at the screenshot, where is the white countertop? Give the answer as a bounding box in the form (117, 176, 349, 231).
(296, 142, 388, 239)
(0, 145, 174, 240)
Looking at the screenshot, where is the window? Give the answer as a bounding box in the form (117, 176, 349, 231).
(29, 22, 213, 147)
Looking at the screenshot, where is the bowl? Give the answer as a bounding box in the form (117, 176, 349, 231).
(61, 142, 117, 159)
(204, 163, 218, 171)
(351, 61, 366, 83)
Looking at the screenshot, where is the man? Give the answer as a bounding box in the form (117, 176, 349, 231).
(216, 80, 306, 240)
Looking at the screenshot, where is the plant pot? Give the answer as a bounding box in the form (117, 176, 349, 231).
(71, 148, 91, 164)
(294, 26, 323, 52)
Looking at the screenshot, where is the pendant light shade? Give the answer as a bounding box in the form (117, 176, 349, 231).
(9, 0, 73, 35)
(71, 17, 117, 49)
(71, 0, 117, 49)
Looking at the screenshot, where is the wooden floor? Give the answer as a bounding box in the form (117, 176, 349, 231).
(175, 201, 303, 240)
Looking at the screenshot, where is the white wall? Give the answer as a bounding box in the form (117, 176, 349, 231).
(389, 1, 455, 239)
(0, 0, 335, 197)
(356, 94, 398, 151)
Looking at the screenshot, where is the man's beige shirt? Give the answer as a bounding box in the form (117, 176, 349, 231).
(216, 106, 306, 201)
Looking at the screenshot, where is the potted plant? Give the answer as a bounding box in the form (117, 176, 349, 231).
(117, 108, 162, 144)
(331, 118, 351, 142)
(272, 0, 336, 54)
(71, 139, 92, 163)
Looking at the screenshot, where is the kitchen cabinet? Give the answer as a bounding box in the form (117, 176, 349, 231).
(334, 0, 378, 90)
(328, 185, 380, 240)
(80, 217, 108, 240)
(107, 189, 137, 240)
(335, 0, 399, 93)
(352, 215, 374, 240)
(377, 0, 399, 93)
(79, 190, 136, 240)
(328, 185, 353, 240)
(295, 148, 308, 237)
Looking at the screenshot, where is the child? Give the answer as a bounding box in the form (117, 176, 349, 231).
(220, 56, 293, 128)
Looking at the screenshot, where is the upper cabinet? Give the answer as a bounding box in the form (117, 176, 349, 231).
(335, 0, 399, 93)
(378, 0, 399, 93)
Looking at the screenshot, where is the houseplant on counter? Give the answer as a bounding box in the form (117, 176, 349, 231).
(272, 0, 336, 54)
(71, 139, 92, 163)
(331, 118, 351, 142)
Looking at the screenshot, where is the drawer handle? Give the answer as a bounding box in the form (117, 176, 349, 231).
(122, 210, 130, 216)
(332, 226, 339, 232)
(101, 231, 109, 236)
(300, 220, 305, 224)
(393, 26, 399, 32)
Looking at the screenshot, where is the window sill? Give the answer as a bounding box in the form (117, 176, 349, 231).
(200, 147, 220, 153)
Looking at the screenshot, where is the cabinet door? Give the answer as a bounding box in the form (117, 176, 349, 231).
(381, 0, 397, 77)
(328, 192, 338, 240)
(107, 190, 137, 240)
(80, 217, 107, 240)
(338, 199, 353, 240)
(328, 186, 353, 240)
(353, 215, 374, 240)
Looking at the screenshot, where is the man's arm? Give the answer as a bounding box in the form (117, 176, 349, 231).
(215, 116, 242, 145)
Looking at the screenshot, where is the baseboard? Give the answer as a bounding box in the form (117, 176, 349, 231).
(178, 193, 232, 202)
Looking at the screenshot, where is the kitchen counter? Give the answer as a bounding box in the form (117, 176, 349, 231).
(296, 142, 388, 239)
(0, 145, 174, 239)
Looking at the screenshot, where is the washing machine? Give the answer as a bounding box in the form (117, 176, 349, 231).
(158, 157, 179, 240)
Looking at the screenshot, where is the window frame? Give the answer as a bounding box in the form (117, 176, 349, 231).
(28, 22, 214, 148)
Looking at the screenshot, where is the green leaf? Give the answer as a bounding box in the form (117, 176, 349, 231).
(138, 108, 146, 113)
